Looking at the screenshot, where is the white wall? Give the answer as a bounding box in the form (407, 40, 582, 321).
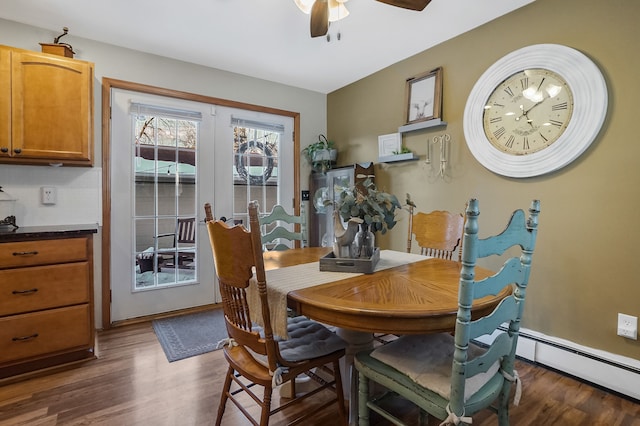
(0, 18, 327, 328)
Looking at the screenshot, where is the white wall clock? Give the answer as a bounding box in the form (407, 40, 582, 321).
(463, 44, 608, 178)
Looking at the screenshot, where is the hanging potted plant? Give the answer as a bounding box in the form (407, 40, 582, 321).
(302, 134, 338, 173)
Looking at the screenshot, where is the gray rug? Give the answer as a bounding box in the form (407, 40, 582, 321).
(152, 309, 227, 362)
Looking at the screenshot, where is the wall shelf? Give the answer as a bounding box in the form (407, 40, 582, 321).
(378, 152, 420, 163)
(398, 118, 447, 134)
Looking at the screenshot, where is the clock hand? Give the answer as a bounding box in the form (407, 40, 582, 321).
(514, 104, 535, 128)
(523, 98, 546, 116)
(522, 78, 549, 117)
(515, 104, 526, 121)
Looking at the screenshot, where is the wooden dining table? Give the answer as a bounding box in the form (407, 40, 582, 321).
(263, 246, 504, 333)
(262, 246, 507, 425)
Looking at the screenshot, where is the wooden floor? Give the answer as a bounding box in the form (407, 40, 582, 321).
(1, 321, 638, 426)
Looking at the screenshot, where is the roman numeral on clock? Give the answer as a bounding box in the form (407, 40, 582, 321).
(493, 127, 506, 139)
(552, 102, 568, 111)
(503, 87, 514, 97)
(505, 135, 515, 148)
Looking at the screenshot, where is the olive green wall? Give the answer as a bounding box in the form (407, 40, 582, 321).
(328, 0, 639, 360)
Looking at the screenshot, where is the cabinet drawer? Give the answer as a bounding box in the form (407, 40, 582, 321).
(0, 262, 90, 316)
(0, 304, 91, 364)
(0, 237, 88, 268)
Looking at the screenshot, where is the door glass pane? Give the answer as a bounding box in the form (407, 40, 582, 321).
(232, 124, 280, 226)
(133, 113, 198, 290)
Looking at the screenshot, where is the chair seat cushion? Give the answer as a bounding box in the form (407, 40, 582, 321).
(277, 316, 347, 362)
(370, 333, 499, 402)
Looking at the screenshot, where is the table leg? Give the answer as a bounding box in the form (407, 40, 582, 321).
(336, 328, 373, 426)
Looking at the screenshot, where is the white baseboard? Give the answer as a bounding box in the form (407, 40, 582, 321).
(475, 327, 640, 401)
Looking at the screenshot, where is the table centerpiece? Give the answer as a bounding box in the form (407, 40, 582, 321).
(334, 178, 401, 258)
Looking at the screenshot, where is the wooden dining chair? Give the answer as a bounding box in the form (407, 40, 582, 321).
(406, 205, 464, 260)
(206, 200, 347, 426)
(259, 203, 306, 251)
(356, 199, 541, 426)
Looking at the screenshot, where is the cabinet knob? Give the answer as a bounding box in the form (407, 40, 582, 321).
(13, 148, 22, 154)
(0, 147, 8, 153)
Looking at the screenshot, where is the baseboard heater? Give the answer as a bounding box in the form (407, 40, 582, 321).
(475, 326, 640, 402)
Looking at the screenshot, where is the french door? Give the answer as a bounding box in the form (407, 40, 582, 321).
(109, 89, 294, 322)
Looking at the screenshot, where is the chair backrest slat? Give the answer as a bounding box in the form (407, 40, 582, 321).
(176, 217, 196, 244)
(465, 332, 515, 377)
(259, 203, 306, 251)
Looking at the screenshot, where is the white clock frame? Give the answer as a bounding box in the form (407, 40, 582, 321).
(463, 44, 608, 178)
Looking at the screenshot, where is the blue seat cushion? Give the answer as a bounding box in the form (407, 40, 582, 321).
(277, 316, 346, 362)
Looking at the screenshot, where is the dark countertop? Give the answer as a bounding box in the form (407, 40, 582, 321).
(0, 224, 98, 242)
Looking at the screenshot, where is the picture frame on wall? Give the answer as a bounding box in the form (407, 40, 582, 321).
(378, 133, 402, 158)
(405, 67, 443, 125)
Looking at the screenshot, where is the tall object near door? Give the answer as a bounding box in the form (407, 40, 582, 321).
(307, 162, 374, 247)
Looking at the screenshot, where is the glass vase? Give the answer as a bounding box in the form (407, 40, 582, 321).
(352, 223, 375, 259)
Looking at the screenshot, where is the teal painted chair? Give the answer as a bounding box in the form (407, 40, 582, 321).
(259, 203, 306, 251)
(354, 199, 541, 425)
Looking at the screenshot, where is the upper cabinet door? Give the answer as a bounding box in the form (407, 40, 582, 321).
(0, 48, 10, 157)
(5, 47, 94, 166)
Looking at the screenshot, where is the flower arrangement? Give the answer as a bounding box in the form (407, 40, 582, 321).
(334, 178, 401, 234)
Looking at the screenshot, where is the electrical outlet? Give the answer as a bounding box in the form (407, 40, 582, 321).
(617, 313, 638, 340)
(41, 186, 57, 205)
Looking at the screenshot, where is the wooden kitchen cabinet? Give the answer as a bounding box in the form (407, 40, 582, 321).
(0, 229, 96, 382)
(0, 45, 94, 166)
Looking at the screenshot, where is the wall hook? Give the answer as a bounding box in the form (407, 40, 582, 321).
(425, 133, 451, 180)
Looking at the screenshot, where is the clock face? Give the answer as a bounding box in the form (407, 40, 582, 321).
(483, 69, 574, 156)
(463, 44, 608, 178)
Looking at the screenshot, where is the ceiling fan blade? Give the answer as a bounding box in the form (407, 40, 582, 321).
(376, 0, 431, 11)
(310, 0, 329, 38)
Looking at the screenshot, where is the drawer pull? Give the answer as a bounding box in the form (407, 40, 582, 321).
(12, 251, 39, 256)
(12, 288, 39, 295)
(12, 333, 39, 342)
